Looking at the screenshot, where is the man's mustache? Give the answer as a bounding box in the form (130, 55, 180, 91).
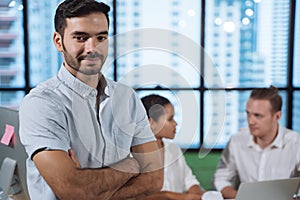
(78, 53, 105, 61)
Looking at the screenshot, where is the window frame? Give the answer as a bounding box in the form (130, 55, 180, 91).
(0, 0, 299, 150)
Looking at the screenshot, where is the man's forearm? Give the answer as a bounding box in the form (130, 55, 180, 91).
(61, 160, 139, 200)
(110, 168, 163, 199)
(34, 150, 139, 200)
(69, 164, 137, 200)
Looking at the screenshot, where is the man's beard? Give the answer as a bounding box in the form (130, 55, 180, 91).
(62, 41, 106, 75)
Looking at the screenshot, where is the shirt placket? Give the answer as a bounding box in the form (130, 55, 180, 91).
(87, 91, 106, 167)
(257, 148, 268, 181)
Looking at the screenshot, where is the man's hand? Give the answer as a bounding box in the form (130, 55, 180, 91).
(110, 141, 164, 199)
(221, 186, 237, 199)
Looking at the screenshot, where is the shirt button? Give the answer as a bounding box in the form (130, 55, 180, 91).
(91, 90, 97, 96)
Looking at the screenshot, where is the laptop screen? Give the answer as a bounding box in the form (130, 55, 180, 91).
(235, 178, 300, 200)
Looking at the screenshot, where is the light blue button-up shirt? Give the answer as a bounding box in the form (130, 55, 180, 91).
(19, 66, 155, 200)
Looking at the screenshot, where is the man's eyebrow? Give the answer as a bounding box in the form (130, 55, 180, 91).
(71, 31, 89, 35)
(97, 31, 109, 35)
(71, 31, 109, 35)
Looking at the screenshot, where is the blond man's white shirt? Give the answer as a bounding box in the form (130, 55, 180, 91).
(213, 126, 300, 194)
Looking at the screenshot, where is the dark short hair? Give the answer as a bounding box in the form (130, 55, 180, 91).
(141, 94, 171, 122)
(250, 85, 282, 113)
(54, 0, 110, 37)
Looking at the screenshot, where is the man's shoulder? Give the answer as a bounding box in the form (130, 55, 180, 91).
(21, 76, 63, 109)
(281, 126, 300, 142)
(27, 76, 60, 95)
(281, 126, 300, 134)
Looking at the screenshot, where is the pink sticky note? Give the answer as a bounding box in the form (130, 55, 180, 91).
(1, 124, 15, 145)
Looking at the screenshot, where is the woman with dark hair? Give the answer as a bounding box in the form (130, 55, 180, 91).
(142, 94, 205, 200)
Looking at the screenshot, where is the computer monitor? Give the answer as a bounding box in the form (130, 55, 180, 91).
(0, 107, 30, 200)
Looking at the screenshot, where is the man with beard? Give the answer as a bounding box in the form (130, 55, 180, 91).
(213, 86, 300, 199)
(19, 1, 163, 199)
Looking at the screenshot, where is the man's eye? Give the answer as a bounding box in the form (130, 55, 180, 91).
(75, 36, 87, 42)
(254, 114, 262, 118)
(98, 36, 107, 42)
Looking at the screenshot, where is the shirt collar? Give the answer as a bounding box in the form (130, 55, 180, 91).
(270, 125, 284, 148)
(247, 125, 284, 149)
(57, 65, 97, 98)
(247, 134, 256, 148)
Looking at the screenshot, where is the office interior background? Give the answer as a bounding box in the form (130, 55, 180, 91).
(0, 0, 299, 150)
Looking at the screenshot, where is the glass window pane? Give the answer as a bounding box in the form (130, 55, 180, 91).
(293, 91, 300, 132)
(205, 0, 290, 88)
(0, 91, 24, 108)
(115, 0, 201, 88)
(137, 90, 200, 149)
(0, 0, 24, 88)
(204, 90, 287, 148)
(28, 1, 62, 87)
(293, 0, 300, 86)
(99, 0, 115, 80)
(0, 0, 24, 108)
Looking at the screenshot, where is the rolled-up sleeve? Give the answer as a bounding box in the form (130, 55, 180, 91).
(19, 90, 70, 159)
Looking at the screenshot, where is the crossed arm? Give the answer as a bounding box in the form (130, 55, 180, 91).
(110, 141, 164, 199)
(33, 141, 163, 200)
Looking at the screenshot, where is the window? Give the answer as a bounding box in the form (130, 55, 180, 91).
(27, 1, 62, 87)
(0, 0, 25, 108)
(203, 0, 291, 148)
(115, 0, 201, 148)
(0, 0, 299, 150)
(293, 0, 300, 131)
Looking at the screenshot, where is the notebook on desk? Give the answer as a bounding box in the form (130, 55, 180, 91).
(235, 177, 300, 200)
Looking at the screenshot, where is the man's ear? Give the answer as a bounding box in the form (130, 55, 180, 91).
(275, 110, 282, 121)
(53, 32, 64, 52)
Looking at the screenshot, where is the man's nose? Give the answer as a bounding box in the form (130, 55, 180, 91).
(247, 115, 254, 124)
(85, 37, 98, 53)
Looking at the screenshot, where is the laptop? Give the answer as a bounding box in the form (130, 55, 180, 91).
(235, 177, 300, 200)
